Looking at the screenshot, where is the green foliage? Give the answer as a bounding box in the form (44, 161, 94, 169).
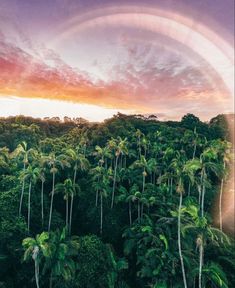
(0, 114, 234, 288)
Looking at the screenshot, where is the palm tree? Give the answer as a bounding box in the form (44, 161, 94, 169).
(171, 152, 189, 288)
(132, 156, 157, 194)
(55, 178, 79, 234)
(20, 165, 39, 233)
(64, 147, 89, 235)
(214, 140, 231, 231)
(135, 129, 144, 158)
(13, 141, 37, 216)
(23, 229, 79, 288)
(108, 137, 128, 209)
(94, 145, 112, 169)
(117, 185, 137, 226)
(181, 204, 230, 288)
(0, 147, 10, 174)
(199, 146, 221, 217)
(46, 152, 69, 232)
(22, 231, 50, 288)
(38, 155, 47, 229)
(45, 229, 79, 288)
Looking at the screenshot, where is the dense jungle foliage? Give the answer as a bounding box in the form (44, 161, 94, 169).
(0, 113, 234, 288)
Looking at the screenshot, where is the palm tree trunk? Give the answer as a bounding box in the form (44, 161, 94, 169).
(48, 171, 55, 232)
(199, 170, 204, 207)
(19, 162, 26, 216)
(95, 188, 99, 207)
(193, 142, 197, 159)
(28, 181, 32, 233)
(219, 162, 226, 231)
(219, 178, 224, 231)
(49, 272, 53, 288)
(170, 178, 173, 196)
(178, 192, 188, 288)
(188, 183, 191, 196)
(199, 238, 204, 288)
(41, 180, 44, 228)
(142, 169, 146, 193)
(34, 259, 40, 288)
(100, 192, 103, 235)
(111, 155, 119, 209)
(66, 198, 69, 232)
(129, 201, 132, 226)
(69, 193, 74, 235)
(201, 182, 205, 218)
(69, 167, 77, 235)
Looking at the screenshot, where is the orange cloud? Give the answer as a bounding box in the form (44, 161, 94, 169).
(0, 39, 231, 120)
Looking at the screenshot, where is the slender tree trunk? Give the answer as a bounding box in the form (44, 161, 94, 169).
(27, 181, 32, 233)
(69, 167, 77, 235)
(219, 162, 226, 231)
(142, 170, 146, 193)
(95, 188, 99, 207)
(69, 193, 74, 235)
(188, 141, 196, 197)
(138, 137, 141, 159)
(66, 198, 69, 232)
(41, 180, 44, 228)
(198, 171, 204, 207)
(100, 192, 103, 235)
(19, 162, 26, 216)
(34, 259, 40, 288)
(48, 171, 55, 232)
(129, 201, 132, 226)
(178, 192, 188, 288)
(49, 272, 53, 288)
(120, 154, 123, 168)
(188, 183, 191, 197)
(73, 165, 77, 186)
(111, 155, 119, 209)
(201, 182, 205, 218)
(170, 178, 173, 196)
(192, 142, 197, 159)
(199, 238, 204, 288)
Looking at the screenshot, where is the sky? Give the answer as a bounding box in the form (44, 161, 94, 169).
(0, 0, 234, 121)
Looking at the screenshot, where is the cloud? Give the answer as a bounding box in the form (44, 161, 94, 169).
(0, 35, 231, 120)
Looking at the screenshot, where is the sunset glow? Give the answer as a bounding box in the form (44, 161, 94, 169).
(0, 0, 234, 121)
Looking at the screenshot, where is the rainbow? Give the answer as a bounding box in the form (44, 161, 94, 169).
(53, 6, 234, 99)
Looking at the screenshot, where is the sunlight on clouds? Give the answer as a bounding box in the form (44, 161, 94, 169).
(0, 96, 134, 122)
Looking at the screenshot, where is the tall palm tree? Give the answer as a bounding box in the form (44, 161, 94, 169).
(108, 137, 128, 209)
(171, 152, 189, 288)
(199, 147, 221, 217)
(181, 204, 230, 288)
(20, 165, 40, 233)
(45, 229, 79, 288)
(37, 155, 47, 229)
(46, 152, 69, 232)
(22, 231, 50, 288)
(64, 147, 89, 235)
(94, 145, 112, 169)
(55, 178, 79, 234)
(13, 141, 37, 216)
(214, 140, 231, 231)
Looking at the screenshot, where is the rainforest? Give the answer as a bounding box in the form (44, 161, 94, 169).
(0, 113, 234, 288)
